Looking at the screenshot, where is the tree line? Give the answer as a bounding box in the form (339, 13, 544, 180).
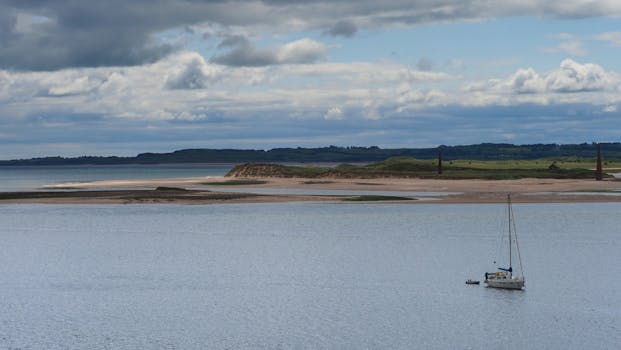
(1, 143, 619, 165)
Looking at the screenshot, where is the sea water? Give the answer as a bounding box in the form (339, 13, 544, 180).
(0, 202, 619, 349)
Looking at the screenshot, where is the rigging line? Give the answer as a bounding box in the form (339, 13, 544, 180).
(510, 198, 525, 278)
(494, 205, 508, 267)
(493, 202, 506, 266)
(508, 194, 512, 269)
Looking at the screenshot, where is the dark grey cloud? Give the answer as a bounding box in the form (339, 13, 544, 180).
(2, 1, 621, 71)
(217, 35, 250, 49)
(0, 10, 17, 46)
(1, 0, 258, 70)
(325, 20, 357, 37)
(0, 2, 181, 70)
(416, 58, 434, 71)
(211, 36, 277, 66)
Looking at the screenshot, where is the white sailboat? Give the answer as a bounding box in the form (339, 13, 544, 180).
(484, 194, 525, 290)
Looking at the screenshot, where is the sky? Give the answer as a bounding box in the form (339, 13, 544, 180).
(1, 1, 621, 158)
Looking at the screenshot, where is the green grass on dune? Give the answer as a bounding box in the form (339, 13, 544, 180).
(343, 157, 603, 179)
(204, 179, 268, 186)
(450, 157, 621, 170)
(227, 156, 615, 180)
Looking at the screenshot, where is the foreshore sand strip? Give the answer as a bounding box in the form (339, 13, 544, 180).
(42, 176, 621, 192)
(3, 175, 621, 204)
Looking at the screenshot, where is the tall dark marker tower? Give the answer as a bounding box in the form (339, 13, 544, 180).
(437, 148, 443, 175)
(596, 143, 603, 181)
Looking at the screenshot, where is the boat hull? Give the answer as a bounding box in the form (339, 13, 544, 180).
(484, 278, 524, 290)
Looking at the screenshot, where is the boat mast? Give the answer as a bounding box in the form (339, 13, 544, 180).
(507, 194, 512, 271)
(596, 143, 603, 181)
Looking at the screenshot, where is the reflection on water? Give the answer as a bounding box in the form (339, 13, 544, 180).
(0, 202, 619, 349)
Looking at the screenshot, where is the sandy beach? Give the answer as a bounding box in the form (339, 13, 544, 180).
(0, 175, 616, 204)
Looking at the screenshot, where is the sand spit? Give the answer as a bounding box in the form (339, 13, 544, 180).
(0, 176, 615, 204)
(0, 187, 343, 205)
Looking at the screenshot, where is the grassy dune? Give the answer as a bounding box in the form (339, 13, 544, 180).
(203, 180, 268, 186)
(227, 157, 615, 180)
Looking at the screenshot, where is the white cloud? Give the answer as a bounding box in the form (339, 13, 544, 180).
(396, 84, 448, 111)
(602, 105, 617, 113)
(277, 39, 328, 64)
(283, 62, 457, 83)
(545, 33, 587, 56)
(501, 133, 518, 140)
(593, 31, 621, 47)
(505, 68, 545, 93)
(444, 58, 465, 71)
(324, 107, 344, 120)
(165, 52, 221, 89)
(363, 105, 382, 120)
(549, 33, 575, 41)
(46, 75, 102, 96)
(546, 59, 614, 92)
(556, 40, 587, 56)
(0, 70, 14, 98)
(2, 54, 620, 129)
(467, 59, 619, 96)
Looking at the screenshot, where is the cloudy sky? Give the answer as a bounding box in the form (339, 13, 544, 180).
(2, 0, 621, 158)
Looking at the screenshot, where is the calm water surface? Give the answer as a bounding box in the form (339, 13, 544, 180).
(1, 202, 619, 349)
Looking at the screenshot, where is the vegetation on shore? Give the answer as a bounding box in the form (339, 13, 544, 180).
(202, 179, 268, 186)
(227, 157, 612, 180)
(2, 142, 621, 165)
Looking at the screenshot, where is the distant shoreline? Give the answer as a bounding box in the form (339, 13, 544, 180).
(1, 176, 620, 205)
(2, 143, 621, 166)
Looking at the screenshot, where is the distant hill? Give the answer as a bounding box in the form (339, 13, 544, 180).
(1, 143, 620, 165)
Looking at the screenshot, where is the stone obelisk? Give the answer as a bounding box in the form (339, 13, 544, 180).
(596, 143, 603, 181)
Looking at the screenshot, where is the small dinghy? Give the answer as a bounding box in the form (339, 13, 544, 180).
(465, 279, 480, 285)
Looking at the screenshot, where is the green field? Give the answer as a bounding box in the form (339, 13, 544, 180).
(449, 157, 621, 171)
